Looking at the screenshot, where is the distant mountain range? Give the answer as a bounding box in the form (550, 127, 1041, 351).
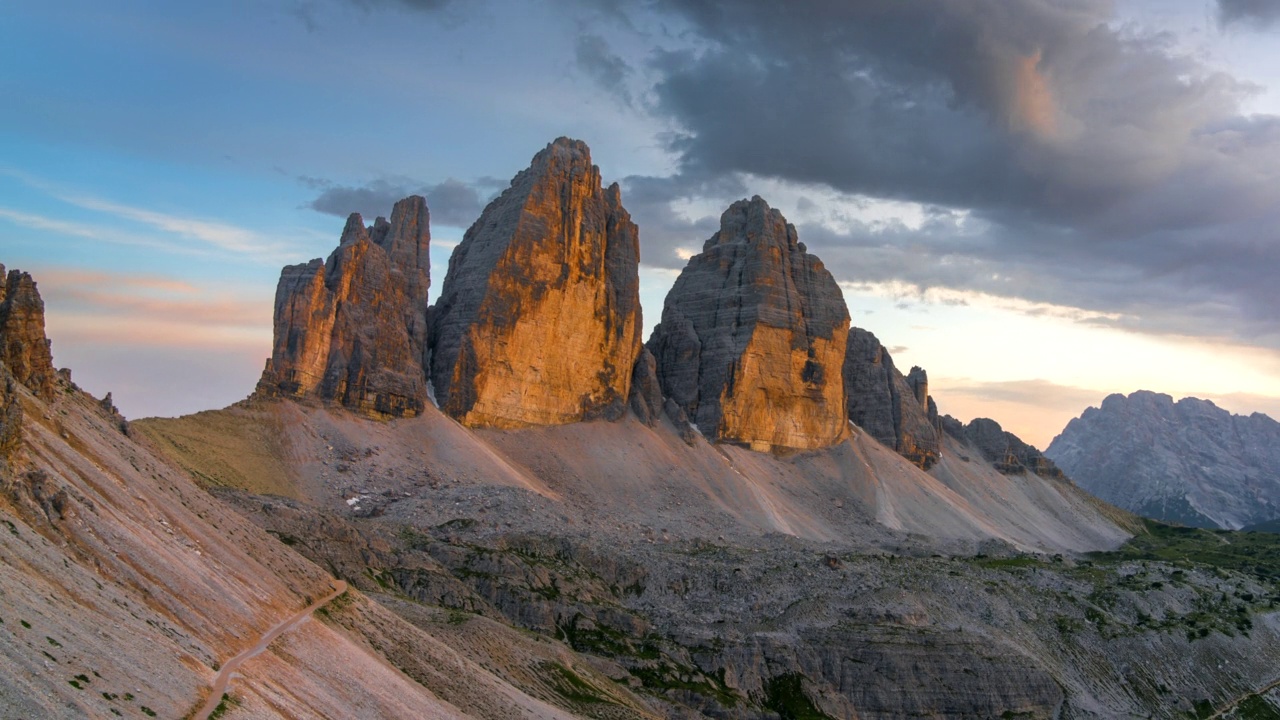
(1047, 390, 1280, 529)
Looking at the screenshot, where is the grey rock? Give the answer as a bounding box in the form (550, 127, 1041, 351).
(648, 196, 849, 452)
(844, 328, 940, 469)
(259, 196, 431, 418)
(947, 416, 1065, 480)
(628, 348, 664, 426)
(1047, 390, 1280, 528)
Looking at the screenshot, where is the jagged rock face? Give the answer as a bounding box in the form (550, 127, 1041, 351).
(944, 415, 1065, 480)
(259, 196, 430, 418)
(648, 197, 849, 452)
(429, 138, 642, 428)
(628, 348, 663, 427)
(844, 328, 940, 469)
(1047, 390, 1280, 529)
(0, 266, 57, 401)
(0, 368, 21, 462)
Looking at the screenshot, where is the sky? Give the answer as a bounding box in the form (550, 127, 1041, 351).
(5, 0, 1280, 448)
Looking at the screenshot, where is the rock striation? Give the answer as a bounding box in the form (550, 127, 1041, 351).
(944, 415, 1064, 480)
(843, 328, 940, 469)
(648, 197, 849, 452)
(0, 265, 57, 401)
(258, 196, 431, 418)
(428, 138, 642, 428)
(1047, 390, 1280, 529)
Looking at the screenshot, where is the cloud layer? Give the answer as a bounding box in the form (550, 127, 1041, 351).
(608, 0, 1280, 348)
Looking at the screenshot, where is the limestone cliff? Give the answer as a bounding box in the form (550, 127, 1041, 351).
(648, 197, 849, 452)
(844, 328, 940, 469)
(0, 265, 57, 401)
(258, 196, 431, 418)
(428, 138, 642, 428)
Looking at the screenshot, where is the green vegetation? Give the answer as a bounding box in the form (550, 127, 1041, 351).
(760, 673, 834, 720)
(208, 693, 239, 720)
(1235, 693, 1280, 720)
(1092, 520, 1280, 582)
(140, 705, 157, 717)
(542, 662, 616, 706)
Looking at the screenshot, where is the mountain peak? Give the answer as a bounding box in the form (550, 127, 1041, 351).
(648, 196, 849, 452)
(428, 137, 642, 428)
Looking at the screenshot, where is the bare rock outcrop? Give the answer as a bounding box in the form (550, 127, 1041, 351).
(648, 196, 849, 452)
(628, 348, 664, 426)
(258, 196, 431, 418)
(844, 328, 941, 469)
(943, 415, 1065, 480)
(428, 138, 642, 428)
(0, 265, 57, 401)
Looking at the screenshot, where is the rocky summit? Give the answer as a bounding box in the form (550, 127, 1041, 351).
(844, 328, 940, 469)
(1048, 390, 1280, 529)
(258, 196, 431, 418)
(429, 137, 642, 428)
(648, 196, 850, 452)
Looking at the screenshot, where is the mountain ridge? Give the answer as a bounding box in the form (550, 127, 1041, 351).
(1047, 389, 1280, 529)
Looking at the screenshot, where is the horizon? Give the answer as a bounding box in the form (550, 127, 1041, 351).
(7, 1, 1280, 448)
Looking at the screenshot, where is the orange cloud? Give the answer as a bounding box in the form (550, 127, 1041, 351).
(1010, 49, 1058, 139)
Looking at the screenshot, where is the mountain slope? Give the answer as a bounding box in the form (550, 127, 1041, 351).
(1047, 390, 1280, 529)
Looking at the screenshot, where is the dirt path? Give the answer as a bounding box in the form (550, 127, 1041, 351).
(192, 580, 348, 720)
(1207, 675, 1280, 719)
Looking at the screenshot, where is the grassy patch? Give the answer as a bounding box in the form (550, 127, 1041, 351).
(208, 693, 239, 720)
(1236, 693, 1280, 720)
(541, 661, 616, 706)
(760, 672, 833, 720)
(1092, 520, 1280, 582)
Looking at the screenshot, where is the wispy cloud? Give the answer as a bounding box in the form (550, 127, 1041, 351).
(1, 169, 307, 264)
(0, 208, 213, 256)
(55, 194, 300, 263)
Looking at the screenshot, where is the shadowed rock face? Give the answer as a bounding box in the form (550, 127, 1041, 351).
(258, 196, 431, 418)
(0, 266, 57, 402)
(428, 137, 642, 428)
(943, 415, 1065, 480)
(844, 328, 940, 469)
(648, 197, 849, 452)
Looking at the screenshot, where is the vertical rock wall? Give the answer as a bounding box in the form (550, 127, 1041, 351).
(428, 138, 642, 428)
(259, 196, 431, 418)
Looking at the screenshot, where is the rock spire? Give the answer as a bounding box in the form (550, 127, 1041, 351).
(648, 196, 849, 452)
(258, 196, 431, 417)
(428, 137, 643, 428)
(844, 328, 940, 469)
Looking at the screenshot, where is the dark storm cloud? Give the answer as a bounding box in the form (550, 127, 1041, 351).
(307, 177, 495, 229)
(575, 34, 634, 105)
(1218, 0, 1280, 27)
(620, 0, 1280, 348)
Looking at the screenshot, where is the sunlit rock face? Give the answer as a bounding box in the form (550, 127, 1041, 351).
(258, 196, 431, 418)
(648, 197, 850, 452)
(844, 328, 941, 470)
(0, 266, 57, 402)
(428, 138, 643, 428)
